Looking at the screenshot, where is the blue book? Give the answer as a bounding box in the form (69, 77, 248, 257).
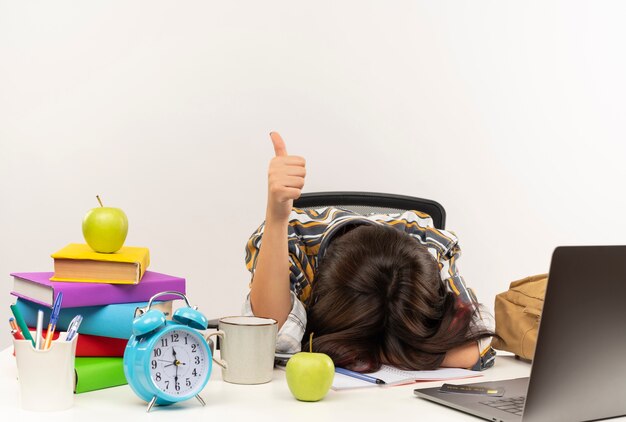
(14, 298, 172, 339)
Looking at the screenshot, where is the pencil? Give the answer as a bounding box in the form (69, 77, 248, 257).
(10, 305, 35, 347)
(335, 367, 385, 384)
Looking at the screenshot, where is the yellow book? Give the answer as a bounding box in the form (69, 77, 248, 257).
(51, 243, 150, 284)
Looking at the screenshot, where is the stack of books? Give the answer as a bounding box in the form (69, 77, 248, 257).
(10, 243, 186, 394)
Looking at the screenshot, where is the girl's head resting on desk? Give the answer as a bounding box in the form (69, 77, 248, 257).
(303, 224, 491, 373)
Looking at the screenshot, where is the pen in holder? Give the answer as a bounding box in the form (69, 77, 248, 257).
(13, 331, 78, 411)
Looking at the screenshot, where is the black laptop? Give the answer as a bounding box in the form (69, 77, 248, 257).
(414, 246, 626, 422)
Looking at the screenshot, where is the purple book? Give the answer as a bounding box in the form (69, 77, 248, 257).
(10, 271, 186, 308)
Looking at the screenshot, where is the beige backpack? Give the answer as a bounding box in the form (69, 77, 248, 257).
(492, 274, 548, 361)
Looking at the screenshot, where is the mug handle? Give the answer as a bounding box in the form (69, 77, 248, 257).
(205, 331, 228, 369)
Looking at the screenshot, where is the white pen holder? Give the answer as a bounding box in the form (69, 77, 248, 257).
(13, 331, 78, 412)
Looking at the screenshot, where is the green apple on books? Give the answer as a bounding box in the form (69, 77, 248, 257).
(52, 196, 145, 284)
(82, 195, 128, 254)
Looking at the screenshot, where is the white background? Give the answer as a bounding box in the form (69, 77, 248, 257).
(1, 0, 625, 350)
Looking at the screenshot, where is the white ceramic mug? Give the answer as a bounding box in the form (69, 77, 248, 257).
(13, 331, 78, 411)
(206, 316, 277, 385)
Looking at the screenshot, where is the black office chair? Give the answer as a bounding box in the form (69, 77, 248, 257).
(294, 191, 446, 229)
(207, 192, 446, 332)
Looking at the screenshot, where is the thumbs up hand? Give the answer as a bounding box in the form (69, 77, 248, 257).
(267, 132, 306, 223)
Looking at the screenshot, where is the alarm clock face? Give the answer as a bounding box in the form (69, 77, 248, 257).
(148, 328, 210, 397)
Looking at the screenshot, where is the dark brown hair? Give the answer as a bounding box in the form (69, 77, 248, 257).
(303, 224, 492, 372)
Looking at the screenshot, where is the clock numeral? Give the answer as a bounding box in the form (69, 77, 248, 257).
(175, 382, 181, 391)
(151, 360, 157, 370)
(184, 336, 188, 345)
(161, 338, 168, 347)
(191, 344, 197, 353)
(165, 380, 170, 390)
(186, 378, 191, 387)
(153, 348, 162, 357)
(194, 356, 200, 365)
(155, 372, 161, 382)
(192, 368, 198, 377)
(171, 333, 179, 343)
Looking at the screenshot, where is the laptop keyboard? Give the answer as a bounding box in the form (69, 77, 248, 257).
(480, 396, 526, 416)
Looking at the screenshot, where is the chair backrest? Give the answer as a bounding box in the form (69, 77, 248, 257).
(293, 191, 446, 229)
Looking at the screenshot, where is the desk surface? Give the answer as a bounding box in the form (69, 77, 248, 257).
(0, 347, 535, 422)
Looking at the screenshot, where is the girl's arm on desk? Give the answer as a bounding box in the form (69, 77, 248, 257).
(441, 342, 480, 369)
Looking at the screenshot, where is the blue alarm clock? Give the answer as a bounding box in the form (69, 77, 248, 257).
(123, 291, 222, 412)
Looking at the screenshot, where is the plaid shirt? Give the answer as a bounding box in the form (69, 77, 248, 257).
(243, 207, 495, 371)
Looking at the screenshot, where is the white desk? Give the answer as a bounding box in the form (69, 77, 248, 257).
(0, 348, 533, 422)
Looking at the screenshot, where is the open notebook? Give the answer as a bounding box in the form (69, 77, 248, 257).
(332, 365, 481, 390)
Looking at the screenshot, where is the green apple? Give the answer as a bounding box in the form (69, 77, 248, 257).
(82, 195, 128, 253)
(285, 333, 335, 402)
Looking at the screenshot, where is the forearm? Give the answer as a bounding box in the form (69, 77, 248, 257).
(249, 217, 292, 328)
(441, 342, 480, 369)
(250, 131, 305, 329)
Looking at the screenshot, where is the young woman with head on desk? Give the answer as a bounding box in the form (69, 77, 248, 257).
(243, 132, 495, 373)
